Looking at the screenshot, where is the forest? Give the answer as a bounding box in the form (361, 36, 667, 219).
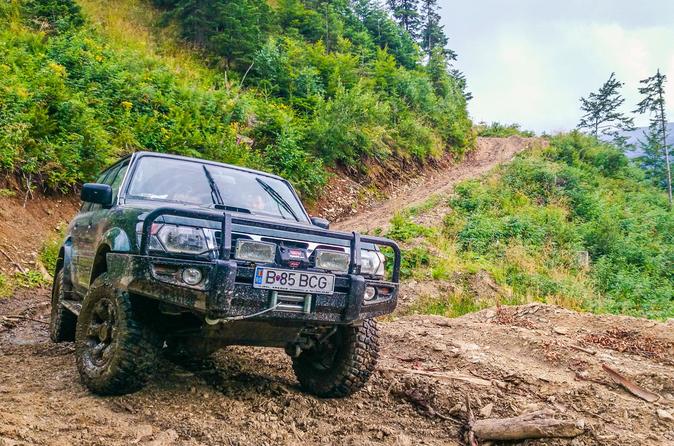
(0, 0, 472, 199)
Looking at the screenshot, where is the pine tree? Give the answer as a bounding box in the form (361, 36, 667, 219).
(157, 0, 274, 70)
(386, 0, 421, 39)
(352, 0, 419, 68)
(577, 73, 635, 143)
(419, 0, 447, 56)
(637, 128, 669, 190)
(634, 69, 672, 208)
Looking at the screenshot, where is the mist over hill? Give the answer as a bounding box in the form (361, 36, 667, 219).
(620, 122, 674, 157)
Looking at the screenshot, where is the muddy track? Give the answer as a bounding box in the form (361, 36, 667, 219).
(1, 291, 673, 445)
(334, 136, 544, 233)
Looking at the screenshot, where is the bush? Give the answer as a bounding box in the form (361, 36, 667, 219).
(476, 122, 535, 138)
(445, 134, 674, 319)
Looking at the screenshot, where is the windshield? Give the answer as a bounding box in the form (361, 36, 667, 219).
(126, 156, 309, 222)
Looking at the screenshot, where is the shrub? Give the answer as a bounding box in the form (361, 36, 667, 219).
(411, 133, 673, 319)
(476, 122, 535, 138)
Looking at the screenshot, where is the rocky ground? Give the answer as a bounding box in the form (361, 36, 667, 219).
(1, 290, 673, 446)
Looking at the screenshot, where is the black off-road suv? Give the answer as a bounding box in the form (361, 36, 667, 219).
(50, 152, 400, 397)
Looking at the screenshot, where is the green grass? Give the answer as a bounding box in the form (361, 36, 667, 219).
(39, 224, 66, 275)
(0, 273, 13, 298)
(387, 132, 674, 320)
(14, 270, 48, 288)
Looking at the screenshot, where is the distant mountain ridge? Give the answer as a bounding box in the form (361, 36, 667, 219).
(620, 122, 674, 157)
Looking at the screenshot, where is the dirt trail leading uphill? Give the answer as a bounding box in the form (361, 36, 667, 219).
(335, 136, 543, 233)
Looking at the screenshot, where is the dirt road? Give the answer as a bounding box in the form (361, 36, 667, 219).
(1, 291, 673, 445)
(1, 137, 673, 445)
(334, 136, 543, 233)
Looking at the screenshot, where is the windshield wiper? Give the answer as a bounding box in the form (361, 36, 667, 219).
(255, 178, 299, 222)
(202, 165, 225, 206)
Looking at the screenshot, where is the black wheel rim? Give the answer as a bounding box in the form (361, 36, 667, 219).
(306, 333, 341, 371)
(84, 298, 117, 367)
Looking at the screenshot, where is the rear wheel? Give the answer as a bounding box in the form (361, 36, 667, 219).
(291, 319, 379, 398)
(49, 268, 76, 343)
(75, 273, 160, 395)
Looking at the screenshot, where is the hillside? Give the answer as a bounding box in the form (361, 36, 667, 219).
(0, 0, 473, 200)
(378, 133, 673, 320)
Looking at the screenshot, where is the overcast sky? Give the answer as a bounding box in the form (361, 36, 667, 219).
(438, 0, 674, 133)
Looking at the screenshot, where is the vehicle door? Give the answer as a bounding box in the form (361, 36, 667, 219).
(79, 161, 130, 290)
(70, 168, 116, 295)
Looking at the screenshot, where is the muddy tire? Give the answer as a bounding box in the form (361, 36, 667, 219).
(49, 268, 77, 343)
(292, 319, 379, 398)
(75, 273, 160, 395)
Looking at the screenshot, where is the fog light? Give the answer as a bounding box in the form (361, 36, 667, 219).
(182, 267, 203, 286)
(364, 286, 376, 301)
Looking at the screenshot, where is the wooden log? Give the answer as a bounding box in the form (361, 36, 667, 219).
(472, 411, 585, 441)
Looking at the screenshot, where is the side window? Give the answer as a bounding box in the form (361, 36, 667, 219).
(109, 163, 129, 203)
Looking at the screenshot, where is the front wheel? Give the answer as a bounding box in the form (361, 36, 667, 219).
(291, 319, 379, 398)
(75, 273, 160, 395)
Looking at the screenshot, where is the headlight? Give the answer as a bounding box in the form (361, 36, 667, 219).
(360, 250, 385, 278)
(156, 224, 216, 255)
(315, 249, 350, 273)
(235, 240, 276, 263)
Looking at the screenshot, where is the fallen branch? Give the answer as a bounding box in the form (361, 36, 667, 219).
(471, 410, 585, 441)
(0, 247, 27, 274)
(570, 344, 596, 355)
(394, 388, 459, 424)
(602, 364, 660, 402)
(3, 315, 48, 325)
(466, 396, 478, 446)
(381, 367, 494, 386)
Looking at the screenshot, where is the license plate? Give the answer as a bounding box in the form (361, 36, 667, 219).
(253, 267, 335, 295)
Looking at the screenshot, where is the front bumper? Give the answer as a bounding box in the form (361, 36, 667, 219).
(107, 253, 398, 323)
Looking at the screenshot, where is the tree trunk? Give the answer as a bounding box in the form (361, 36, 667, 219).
(657, 89, 673, 209)
(472, 410, 585, 441)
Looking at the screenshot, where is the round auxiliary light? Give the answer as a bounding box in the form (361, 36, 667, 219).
(182, 268, 203, 286)
(364, 286, 377, 301)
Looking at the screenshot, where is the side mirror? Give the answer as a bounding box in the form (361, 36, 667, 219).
(311, 216, 330, 229)
(81, 183, 113, 206)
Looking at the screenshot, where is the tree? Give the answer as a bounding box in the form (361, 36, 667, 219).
(577, 73, 634, 143)
(386, 0, 421, 39)
(634, 69, 672, 208)
(156, 0, 275, 70)
(637, 128, 669, 190)
(351, 0, 419, 68)
(419, 0, 447, 56)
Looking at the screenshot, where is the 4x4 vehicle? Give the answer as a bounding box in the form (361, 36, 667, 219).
(50, 152, 400, 397)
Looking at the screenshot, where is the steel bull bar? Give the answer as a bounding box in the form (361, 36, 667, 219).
(139, 207, 401, 320)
